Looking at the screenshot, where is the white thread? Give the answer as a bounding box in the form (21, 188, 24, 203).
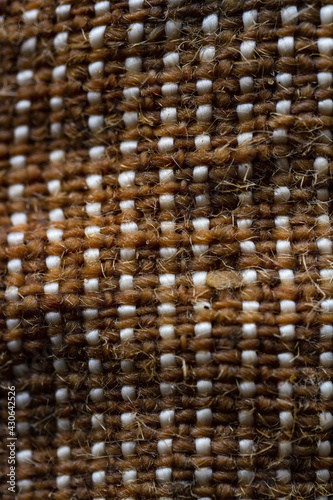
(54, 32, 68, 51)
(52, 65, 66, 81)
(239, 76, 254, 93)
(276, 240, 291, 254)
(88, 61, 104, 78)
(156, 468, 172, 482)
(195, 134, 211, 149)
(199, 46, 215, 62)
(320, 412, 333, 430)
(125, 57, 142, 72)
(278, 36, 294, 56)
(196, 79, 212, 95)
(318, 38, 333, 56)
(273, 129, 288, 144)
(163, 52, 179, 67)
(276, 73, 292, 87)
(123, 87, 140, 99)
(202, 14, 218, 33)
(243, 10, 257, 29)
(128, 23, 144, 43)
(162, 83, 178, 96)
(87, 92, 102, 104)
(95, 1, 110, 15)
(240, 41, 255, 60)
(14, 125, 29, 143)
(10, 156, 26, 169)
(158, 137, 174, 152)
(21, 37, 37, 55)
(321, 5, 333, 25)
(237, 103, 253, 121)
(89, 26, 106, 49)
(23, 9, 39, 24)
(281, 6, 298, 25)
(129, 0, 144, 11)
(17, 70, 33, 85)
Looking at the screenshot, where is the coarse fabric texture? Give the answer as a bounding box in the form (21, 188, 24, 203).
(1, 0, 333, 499)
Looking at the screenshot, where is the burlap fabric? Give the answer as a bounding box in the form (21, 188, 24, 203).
(1, 1, 333, 498)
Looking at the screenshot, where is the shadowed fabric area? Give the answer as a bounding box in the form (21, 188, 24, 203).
(0, 1, 333, 499)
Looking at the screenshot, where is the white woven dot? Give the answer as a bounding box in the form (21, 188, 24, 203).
(318, 38, 333, 56)
(237, 103, 253, 121)
(276, 73, 292, 87)
(17, 450, 32, 464)
(193, 166, 208, 182)
(196, 437, 211, 455)
(279, 441, 292, 457)
(128, 23, 144, 43)
(278, 36, 294, 56)
(90, 389, 104, 402)
(239, 439, 254, 454)
(321, 5, 333, 24)
(320, 412, 333, 430)
(10, 155, 26, 169)
(158, 137, 174, 152)
(92, 442, 105, 457)
(123, 87, 140, 99)
(318, 441, 331, 457)
(239, 382, 256, 397)
(237, 470, 255, 485)
(320, 352, 333, 367)
(159, 325, 175, 339)
(242, 323, 257, 338)
(239, 76, 254, 93)
(240, 241, 256, 254)
(163, 52, 179, 67)
(21, 37, 37, 55)
(280, 411, 293, 429)
(17, 70, 33, 85)
(242, 350, 257, 365)
(56, 475, 71, 489)
(54, 32, 68, 51)
(320, 381, 333, 399)
(161, 107, 177, 123)
(56, 5, 71, 20)
(16, 392, 31, 409)
(195, 468, 213, 485)
(160, 410, 175, 427)
(95, 1, 110, 15)
(202, 13, 218, 33)
(23, 9, 39, 24)
(243, 10, 257, 29)
(52, 65, 66, 81)
(129, 0, 144, 11)
(121, 386, 136, 401)
(166, 20, 181, 38)
(158, 439, 172, 455)
(125, 57, 142, 72)
(240, 41, 255, 60)
(57, 446, 70, 460)
(89, 26, 106, 49)
(276, 469, 291, 484)
(156, 468, 172, 482)
(92, 471, 105, 486)
(161, 83, 178, 96)
(196, 79, 212, 95)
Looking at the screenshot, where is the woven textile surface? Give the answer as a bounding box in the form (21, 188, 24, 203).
(1, 0, 333, 498)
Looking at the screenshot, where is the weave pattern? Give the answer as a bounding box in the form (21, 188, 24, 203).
(1, 0, 333, 498)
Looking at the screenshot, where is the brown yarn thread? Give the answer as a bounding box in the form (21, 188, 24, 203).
(0, 1, 333, 499)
